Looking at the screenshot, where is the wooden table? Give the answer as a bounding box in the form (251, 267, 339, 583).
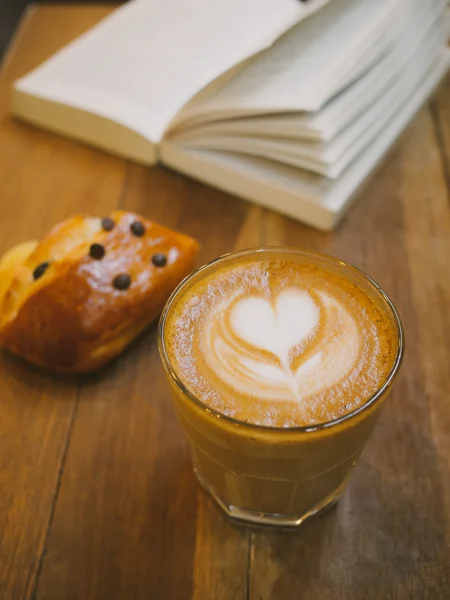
(1, 5, 450, 599)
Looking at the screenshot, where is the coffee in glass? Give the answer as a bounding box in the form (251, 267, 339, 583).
(158, 248, 404, 528)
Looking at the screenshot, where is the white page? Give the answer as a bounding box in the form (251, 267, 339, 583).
(324, 53, 450, 215)
(308, 0, 447, 138)
(14, 0, 335, 144)
(175, 17, 446, 178)
(173, 0, 446, 142)
(174, 0, 402, 128)
(161, 51, 449, 229)
(172, 114, 320, 143)
(173, 41, 400, 142)
(172, 22, 395, 133)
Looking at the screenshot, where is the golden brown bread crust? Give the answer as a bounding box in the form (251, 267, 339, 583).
(0, 211, 199, 373)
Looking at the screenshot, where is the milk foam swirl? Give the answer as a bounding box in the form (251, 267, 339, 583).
(167, 259, 396, 427)
(203, 288, 360, 403)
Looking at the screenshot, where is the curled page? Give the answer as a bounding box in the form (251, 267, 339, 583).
(14, 0, 334, 144)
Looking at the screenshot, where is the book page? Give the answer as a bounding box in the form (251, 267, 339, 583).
(174, 0, 445, 142)
(14, 0, 334, 144)
(174, 0, 403, 128)
(161, 49, 449, 229)
(174, 28, 445, 179)
(172, 0, 447, 178)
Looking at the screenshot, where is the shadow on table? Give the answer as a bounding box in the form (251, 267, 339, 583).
(248, 453, 448, 599)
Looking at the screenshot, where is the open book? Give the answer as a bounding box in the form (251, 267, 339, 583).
(11, 0, 450, 230)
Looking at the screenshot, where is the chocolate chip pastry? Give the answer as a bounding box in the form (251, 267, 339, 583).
(0, 211, 199, 373)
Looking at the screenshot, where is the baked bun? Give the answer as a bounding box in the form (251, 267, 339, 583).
(0, 211, 199, 373)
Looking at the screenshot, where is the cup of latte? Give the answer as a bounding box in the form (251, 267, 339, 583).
(158, 248, 404, 528)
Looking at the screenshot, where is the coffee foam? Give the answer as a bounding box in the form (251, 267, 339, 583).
(165, 258, 397, 427)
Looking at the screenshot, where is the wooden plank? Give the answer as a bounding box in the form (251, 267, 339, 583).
(250, 109, 450, 599)
(400, 108, 450, 531)
(0, 5, 127, 600)
(34, 166, 252, 600)
(432, 73, 450, 191)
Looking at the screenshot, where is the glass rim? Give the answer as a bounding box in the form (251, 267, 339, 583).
(158, 247, 405, 434)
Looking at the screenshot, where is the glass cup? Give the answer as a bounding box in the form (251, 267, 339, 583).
(158, 249, 404, 528)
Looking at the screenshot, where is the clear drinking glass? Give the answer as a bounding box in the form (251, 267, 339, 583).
(158, 249, 404, 528)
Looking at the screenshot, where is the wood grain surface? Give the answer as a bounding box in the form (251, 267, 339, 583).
(0, 6, 449, 600)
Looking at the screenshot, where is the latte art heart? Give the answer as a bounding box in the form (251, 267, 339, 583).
(166, 259, 397, 427)
(230, 290, 319, 366)
(204, 289, 359, 403)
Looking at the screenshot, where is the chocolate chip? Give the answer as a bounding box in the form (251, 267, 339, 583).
(101, 217, 115, 232)
(113, 273, 131, 290)
(151, 253, 167, 267)
(33, 262, 50, 281)
(130, 221, 146, 237)
(89, 243, 105, 260)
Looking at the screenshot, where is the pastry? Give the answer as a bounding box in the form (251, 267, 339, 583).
(0, 211, 199, 373)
